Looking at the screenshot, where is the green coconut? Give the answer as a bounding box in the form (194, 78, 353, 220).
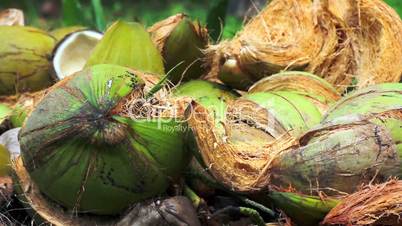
(86, 21, 164, 75)
(50, 26, 87, 41)
(19, 64, 191, 215)
(185, 90, 322, 192)
(149, 14, 208, 84)
(323, 83, 402, 155)
(0, 26, 56, 95)
(268, 121, 400, 196)
(249, 71, 341, 113)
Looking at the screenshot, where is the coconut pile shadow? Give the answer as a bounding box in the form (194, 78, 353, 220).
(0, 0, 401, 225)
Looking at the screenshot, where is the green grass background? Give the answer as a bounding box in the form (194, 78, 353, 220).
(0, 0, 401, 40)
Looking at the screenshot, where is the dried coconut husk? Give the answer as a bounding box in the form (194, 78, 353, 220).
(205, 0, 336, 90)
(0, 8, 24, 26)
(206, 0, 402, 92)
(322, 179, 402, 226)
(319, 0, 402, 90)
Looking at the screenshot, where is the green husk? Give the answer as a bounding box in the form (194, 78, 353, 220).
(323, 83, 402, 155)
(19, 64, 190, 215)
(249, 71, 341, 113)
(0, 103, 12, 125)
(0, 145, 11, 176)
(0, 26, 56, 95)
(268, 191, 339, 226)
(149, 14, 208, 84)
(86, 21, 164, 75)
(269, 121, 400, 196)
(50, 26, 87, 41)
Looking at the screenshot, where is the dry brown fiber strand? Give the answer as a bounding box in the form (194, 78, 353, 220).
(206, 0, 402, 92)
(322, 179, 402, 226)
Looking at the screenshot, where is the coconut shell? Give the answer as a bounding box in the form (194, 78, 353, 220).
(322, 180, 402, 225)
(0, 26, 56, 95)
(19, 64, 190, 215)
(249, 71, 341, 113)
(86, 21, 165, 76)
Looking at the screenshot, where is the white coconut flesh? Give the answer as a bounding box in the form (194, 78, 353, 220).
(53, 30, 103, 80)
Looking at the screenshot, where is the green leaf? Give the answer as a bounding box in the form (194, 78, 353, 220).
(91, 0, 106, 31)
(62, 0, 84, 26)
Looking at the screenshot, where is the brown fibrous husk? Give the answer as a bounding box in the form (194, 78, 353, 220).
(206, 0, 402, 92)
(0, 8, 24, 26)
(185, 100, 298, 192)
(322, 179, 402, 226)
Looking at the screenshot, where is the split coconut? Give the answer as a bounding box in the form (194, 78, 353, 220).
(52, 30, 102, 80)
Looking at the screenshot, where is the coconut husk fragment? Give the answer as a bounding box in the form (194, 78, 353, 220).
(322, 179, 402, 226)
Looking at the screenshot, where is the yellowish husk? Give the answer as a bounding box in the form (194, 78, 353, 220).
(206, 0, 402, 92)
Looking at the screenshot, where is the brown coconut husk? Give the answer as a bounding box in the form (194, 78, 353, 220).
(206, 0, 402, 92)
(185, 100, 298, 192)
(0, 8, 24, 26)
(322, 179, 402, 226)
(205, 0, 330, 86)
(319, 0, 402, 90)
(13, 157, 116, 226)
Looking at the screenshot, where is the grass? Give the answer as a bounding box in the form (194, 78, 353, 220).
(0, 0, 400, 40)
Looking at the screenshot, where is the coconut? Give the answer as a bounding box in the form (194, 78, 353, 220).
(268, 120, 400, 196)
(19, 64, 191, 215)
(185, 90, 323, 192)
(323, 83, 402, 154)
(149, 14, 208, 84)
(249, 71, 341, 113)
(322, 180, 402, 225)
(0, 26, 56, 95)
(206, 0, 402, 92)
(0, 8, 24, 26)
(52, 30, 102, 80)
(86, 21, 164, 75)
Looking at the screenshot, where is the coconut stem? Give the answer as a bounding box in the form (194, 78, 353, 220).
(184, 184, 202, 209)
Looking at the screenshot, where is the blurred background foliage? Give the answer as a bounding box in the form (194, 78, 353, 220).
(0, 0, 401, 41)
